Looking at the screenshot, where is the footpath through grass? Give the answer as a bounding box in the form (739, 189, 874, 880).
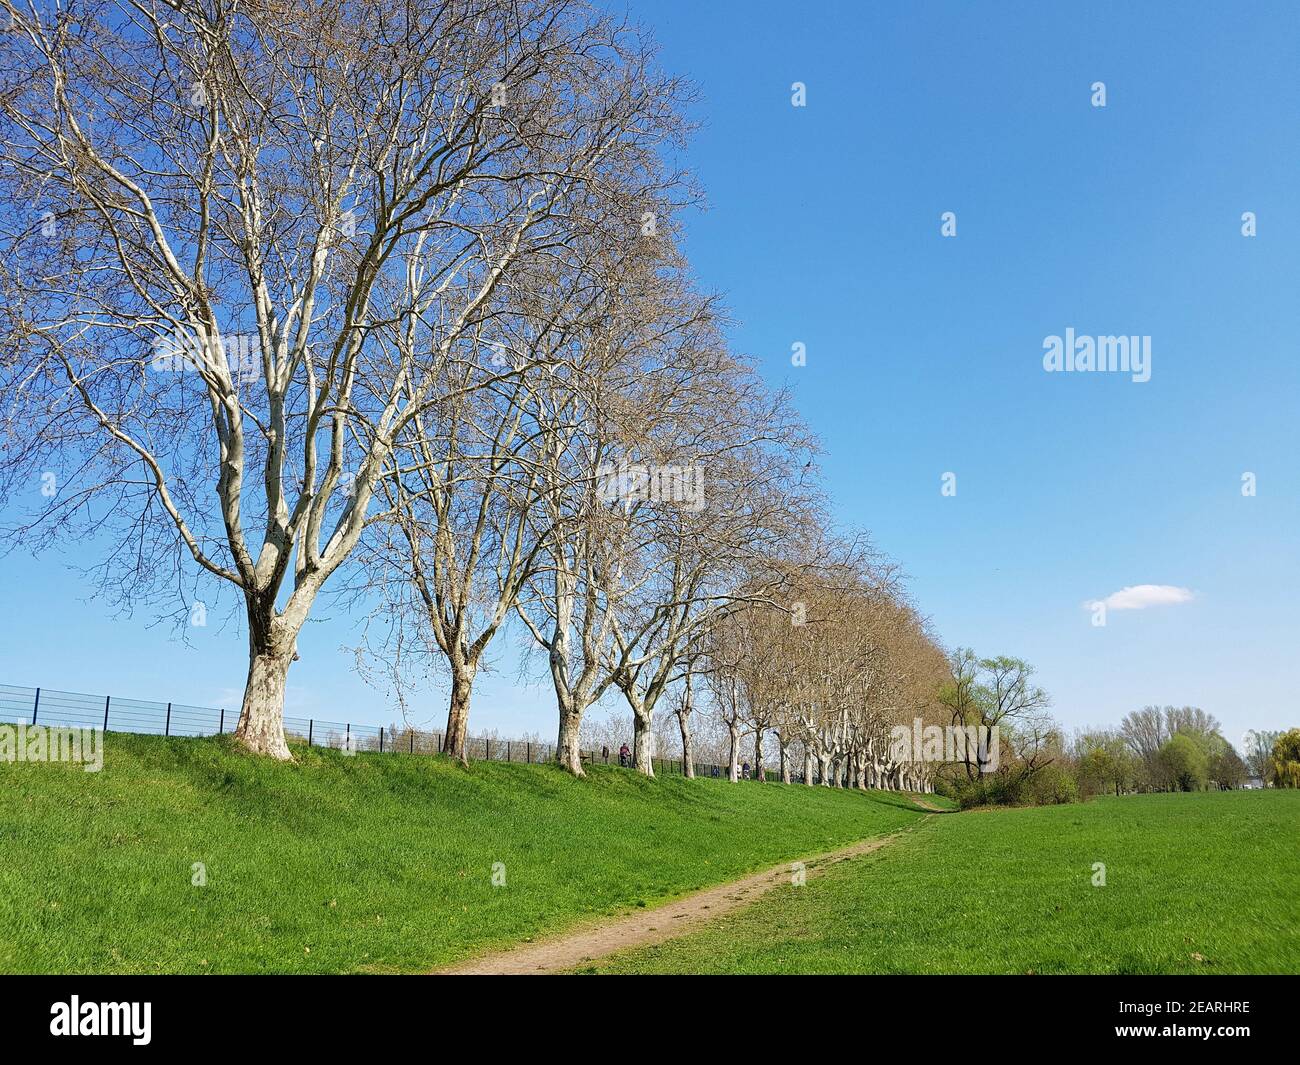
(581, 790, 1300, 974)
(0, 732, 924, 973)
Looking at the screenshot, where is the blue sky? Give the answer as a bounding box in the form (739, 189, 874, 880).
(2, 0, 1298, 745)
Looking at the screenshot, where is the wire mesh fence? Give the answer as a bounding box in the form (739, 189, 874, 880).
(0, 682, 776, 779)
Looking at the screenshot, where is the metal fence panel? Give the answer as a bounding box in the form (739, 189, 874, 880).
(0, 682, 774, 781)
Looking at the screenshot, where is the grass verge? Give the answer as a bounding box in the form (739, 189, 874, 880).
(0, 732, 926, 973)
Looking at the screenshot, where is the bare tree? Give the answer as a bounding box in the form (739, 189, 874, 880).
(512, 244, 711, 774)
(0, 0, 691, 757)
(604, 353, 817, 775)
(671, 644, 704, 778)
(1243, 729, 1280, 785)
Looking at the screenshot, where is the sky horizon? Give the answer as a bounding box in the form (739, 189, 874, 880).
(2, 0, 1298, 750)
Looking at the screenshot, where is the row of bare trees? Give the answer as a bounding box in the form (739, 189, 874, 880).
(0, 0, 958, 783)
(689, 547, 952, 790)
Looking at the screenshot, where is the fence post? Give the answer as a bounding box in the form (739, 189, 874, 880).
(32, 688, 40, 725)
(507, 741, 511, 762)
(486, 738, 491, 761)
(527, 741, 531, 763)
(307, 719, 313, 746)
(102, 695, 110, 731)
(409, 732, 414, 754)
(219, 708, 224, 734)
(379, 727, 384, 753)
(165, 702, 171, 736)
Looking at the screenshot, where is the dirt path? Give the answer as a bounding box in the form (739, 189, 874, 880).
(436, 824, 920, 975)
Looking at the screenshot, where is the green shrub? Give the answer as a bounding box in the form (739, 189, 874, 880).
(1024, 763, 1079, 805)
(1158, 734, 1209, 792)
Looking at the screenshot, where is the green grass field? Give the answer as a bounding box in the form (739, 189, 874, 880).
(6, 734, 1295, 975)
(0, 732, 924, 973)
(579, 790, 1300, 974)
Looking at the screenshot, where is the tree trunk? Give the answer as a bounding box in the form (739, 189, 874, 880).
(632, 706, 655, 776)
(779, 740, 791, 785)
(555, 699, 585, 777)
(233, 604, 295, 760)
(678, 710, 695, 779)
(442, 663, 476, 765)
(728, 722, 741, 782)
(235, 647, 294, 760)
(753, 727, 765, 782)
(818, 750, 832, 786)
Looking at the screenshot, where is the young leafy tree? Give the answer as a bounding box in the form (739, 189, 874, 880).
(1073, 730, 1136, 796)
(1157, 733, 1209, 792)
(938, 650, 1056, 794)
(1271, 728, 1300, 789)
(1208, 744, 1247, 790)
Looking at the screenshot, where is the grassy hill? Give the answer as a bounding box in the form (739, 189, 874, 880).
(0, 732, 929, 973)
(582, 790, 1300, 974)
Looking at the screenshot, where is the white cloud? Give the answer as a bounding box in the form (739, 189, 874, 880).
(1089, 584, 1196, 611)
